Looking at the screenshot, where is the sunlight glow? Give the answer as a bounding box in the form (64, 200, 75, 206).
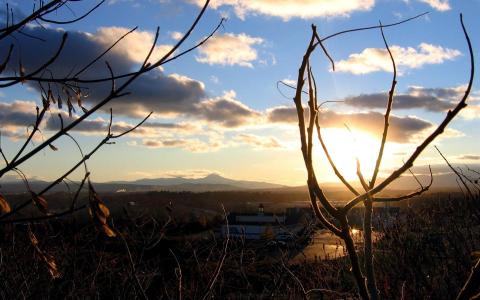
(315, 128, 390, 181)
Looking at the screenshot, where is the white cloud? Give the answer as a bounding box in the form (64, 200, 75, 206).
(460, 105, 480, 120)
(418, 0, 450, 11)
(169, 31, 183, 41)
(336, 43, 461, 75)
(235, 133, 282, 149)
(92, 26, 173, 64)
(196, 33, 263, 67)
(141, 138, 223, 152)
(189, 0, 375, 20)
(281, 78, 297, 86)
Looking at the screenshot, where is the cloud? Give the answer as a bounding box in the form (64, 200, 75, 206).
(344, 93, 451, 112)
(44, 111, 197, 138)
(266, 105, 301, 124)
(335, 43, 460, 74)
(458, 155, 480, 161)
(141, 138, 222, 152)
(189, 0, 375, 20)
(137, 132, 282, 153)
(0, 100, 38, 127)
(342, 86, 480, 120)
(418, 0, 450, 11)
(91, 26, 174, 64)
(0, 100, 201, 145)
(195, 90, 261, 127)
(0, 100, 50, 141)
(460, 105, 480, 120)
(100, 71, 207, 118)
(0, 25, 208, 119)
(343, 86, 467, 112)
(0, 26, 264, 128)
(235, 133, 282, 149)
(169, 31, 183, 41)
(196, 33, 263, 67)
(266, 106, 434, 143)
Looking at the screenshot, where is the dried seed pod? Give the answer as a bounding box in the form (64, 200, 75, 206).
(42, 252, 61, 279)
(48, 90, 55, 104)
(28, 229, 61, 279)
(28, 228, 39, 246)
(0, 194, 11, 213)
(31, 192, 48, 214)
(88, 182, 116, 237)
(101, 224, 116, 238)
(75, 90, 82, 108)
(57, 95, 63, 109)
(66, 97, 75, 118)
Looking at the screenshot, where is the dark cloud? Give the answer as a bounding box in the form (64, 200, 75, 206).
(0, 100, 193, 139)
(0, 101, 37, 127)
(0, 25, 263, 128)
(195, 92, 260, 127)
(266, 106, 433, 143)
(342, 86, 466, 112)
(0, 25, 207, 119)
(408, 86, 465, 100)
(142, 122, 195, 131)
(45, 111, 193, 136)
(141, 138, 218, 152)
(266, 105, 301, 123)
(319, 110, 432, 143)
(344, 93, 452, 112)
(458, 155, 480, 160)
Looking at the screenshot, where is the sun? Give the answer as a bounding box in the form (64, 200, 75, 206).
(314, 128, 389, 182)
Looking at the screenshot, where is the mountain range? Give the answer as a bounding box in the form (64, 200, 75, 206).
(1, 163, 478, 194)
(0, 173, 286, 194)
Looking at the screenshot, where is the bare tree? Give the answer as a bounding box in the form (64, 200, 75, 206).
(0, 0, 222, 278)
(293, 14, 474, 299)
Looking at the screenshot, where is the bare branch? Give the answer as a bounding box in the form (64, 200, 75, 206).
(38, 1, 106, 25)
(343, 14, 474, 213)
(435, 146, 474, 198)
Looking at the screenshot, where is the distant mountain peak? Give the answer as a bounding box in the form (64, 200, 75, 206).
(203, 173, 224, 179)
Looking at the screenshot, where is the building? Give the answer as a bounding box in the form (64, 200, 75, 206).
(220, 204, 311, 240)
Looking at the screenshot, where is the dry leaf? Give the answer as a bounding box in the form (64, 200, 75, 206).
(76, 90, 82, 107)
(28, 229, 39, 246)
(66, 97, 75, 118)
(102, 224, 117, 238)
(98, 201, 110, 218)
(29, 229, 61, 279)
(88, 183, 116, 237)
(44, 253, 61, 279)
(32, 193, 48, 214)
(0, 194, 11, 213)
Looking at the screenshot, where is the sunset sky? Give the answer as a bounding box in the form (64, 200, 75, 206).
(1, 0, 479, 186)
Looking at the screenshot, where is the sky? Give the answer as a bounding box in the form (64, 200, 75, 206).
(1, 0, 479, 186)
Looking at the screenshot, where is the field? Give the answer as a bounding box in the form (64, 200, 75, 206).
(1, 190, 478, 299)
